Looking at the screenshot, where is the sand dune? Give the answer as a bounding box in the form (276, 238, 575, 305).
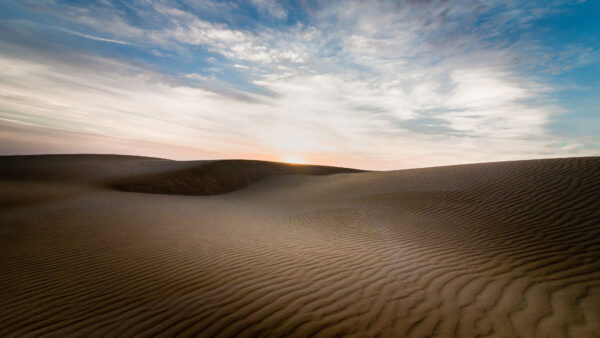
(1, 155, 599, 337)
(112, 159, 363, 196)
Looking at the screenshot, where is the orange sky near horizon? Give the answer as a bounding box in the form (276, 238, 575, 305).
(1, 119, 582, 171)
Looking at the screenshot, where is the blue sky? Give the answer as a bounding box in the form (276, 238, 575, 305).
(0, 0, 598, 169)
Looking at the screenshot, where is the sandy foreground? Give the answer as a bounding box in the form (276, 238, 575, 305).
(1, 155, 599, 337)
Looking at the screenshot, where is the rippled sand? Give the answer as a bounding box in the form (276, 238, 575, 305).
(1, 155, 599, 337)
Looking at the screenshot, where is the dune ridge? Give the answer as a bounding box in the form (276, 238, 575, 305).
(111, 159, 364, 196)
(0, 155, 361, 206)
(1, 155, 599, 337)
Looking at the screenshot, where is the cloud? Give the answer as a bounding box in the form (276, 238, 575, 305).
(1, 18, 133, 45)
(0, 119, 222, 160)
(250, 0, 287, 20)
(0, 0, 596, 169)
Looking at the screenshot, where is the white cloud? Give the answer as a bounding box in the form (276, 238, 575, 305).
(0, 0, 596, 169)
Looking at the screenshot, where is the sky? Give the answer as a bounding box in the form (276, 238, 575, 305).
(0, 0, 598, 170)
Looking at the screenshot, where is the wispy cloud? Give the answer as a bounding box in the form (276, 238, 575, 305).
(56, 26, 133, 45)
(250, 0, 287, 20)
(0, 0, 597, 169)
(1, 18, 133, 45)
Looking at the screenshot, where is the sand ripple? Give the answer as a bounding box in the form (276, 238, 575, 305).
(1, 156, 599, 337)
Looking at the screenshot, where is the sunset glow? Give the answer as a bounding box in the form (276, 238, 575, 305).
(0, 1, 598, 169)
(282, 156, 306, 165)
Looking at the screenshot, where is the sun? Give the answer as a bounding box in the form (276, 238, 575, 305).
(283, 156, 306, 165)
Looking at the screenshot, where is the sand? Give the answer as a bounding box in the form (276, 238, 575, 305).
(1, 155, 599, 337)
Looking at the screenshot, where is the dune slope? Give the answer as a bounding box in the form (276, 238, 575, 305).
(111, 159, 364, 195)
(1, 155, 599, 337)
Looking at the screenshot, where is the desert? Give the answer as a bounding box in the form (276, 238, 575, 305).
(1, 155, 599, 337)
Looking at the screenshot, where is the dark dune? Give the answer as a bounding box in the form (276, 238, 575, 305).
(1, 155, 599, 337)
(111, 159, 364, 196)
(0, 155, 361, 205)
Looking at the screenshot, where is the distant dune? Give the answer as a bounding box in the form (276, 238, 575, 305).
(112, 159, 364, 196)
(1, 155, 599, 337)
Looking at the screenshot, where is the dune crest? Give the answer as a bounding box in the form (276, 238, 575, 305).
(111, 159, 364, 195)
(1, 155, 599, 337)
